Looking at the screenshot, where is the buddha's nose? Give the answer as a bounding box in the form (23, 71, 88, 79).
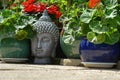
(37, 40, 42, 48)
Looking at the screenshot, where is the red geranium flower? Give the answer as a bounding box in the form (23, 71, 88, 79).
(47, 5, 60, 14)
(28, 0, 35, 4)
(24, 4, 36, 12)
(89, 0, 101, 8)
(55, 11, 62, 18)
(22, 1, 30, 7)
(35, 3, 47, 13)
(22, 0, 34, 7)
(22, 0, 62, 19)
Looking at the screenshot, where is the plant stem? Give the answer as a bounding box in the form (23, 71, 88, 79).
(2, 0, 7, 9)
(68, 0, 72, 8)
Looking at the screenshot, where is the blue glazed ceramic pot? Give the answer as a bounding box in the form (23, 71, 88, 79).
(79, 39, 120, 68)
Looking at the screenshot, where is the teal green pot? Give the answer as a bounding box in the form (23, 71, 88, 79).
(60, 36, 80, 59)
(0, 38, 31, 62)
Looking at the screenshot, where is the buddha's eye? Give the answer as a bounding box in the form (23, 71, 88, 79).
(42, 37, 50, 42)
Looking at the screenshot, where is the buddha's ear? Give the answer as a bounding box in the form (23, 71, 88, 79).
(51, 44, 57, 58)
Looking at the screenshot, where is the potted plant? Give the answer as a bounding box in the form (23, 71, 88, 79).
(79, 0, 120, 68)
(0, 1, 35, 63)
(59, 0, 87, 59)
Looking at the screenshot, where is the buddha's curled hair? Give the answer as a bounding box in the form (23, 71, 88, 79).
(33, 10, 59, 43)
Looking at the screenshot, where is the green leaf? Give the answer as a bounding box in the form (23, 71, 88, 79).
(16, 30, 28, 40)
(104, 30, 119, 45)
(80, 23, 91, 35)
(80, 9, 96, 23)
(114, 16, 120, 26)
(75, 31, 82, 39)
(108, 19, 118, 29)
(0, 16, 3, 23)
(17, 15, 30, 25)
(105, 9, 117, 19)
(80, 11, 91, 23)
(87, 32, 106, 44)
(23, 25, 35, 39)
(1, 9, 13, 18)
(62, 29, 75, 44)
(62, 35, 75, 44)
(89, 21, 109, 33)
(104, 0, 118, 9)
(28, 16, 37, 24)
(68, 19, 79, 30)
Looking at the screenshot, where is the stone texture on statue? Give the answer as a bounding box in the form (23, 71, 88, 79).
(31, 10, 59, 64)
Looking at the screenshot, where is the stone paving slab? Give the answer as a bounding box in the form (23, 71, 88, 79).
(0, 63, 120, 80)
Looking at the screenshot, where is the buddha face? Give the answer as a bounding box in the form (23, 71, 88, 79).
(31, 33, 56, 58)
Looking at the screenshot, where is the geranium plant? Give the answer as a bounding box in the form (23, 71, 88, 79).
(80, 0, 120, 45)
(0, 1, 36, 40)
(0, 0, 62, 41)
(59, 0, 87, 44)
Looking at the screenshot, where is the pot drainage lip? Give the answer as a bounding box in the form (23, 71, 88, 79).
(0, 58, 28, 63)
(81, 62, 116, 68)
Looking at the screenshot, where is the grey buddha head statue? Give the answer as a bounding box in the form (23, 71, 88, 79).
(31, 10, 59, 64)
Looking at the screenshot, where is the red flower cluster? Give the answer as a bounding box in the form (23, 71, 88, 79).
(89, 0, 101, 8)
(22, 0, 62, 19)
(47, 5, 61, 18)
